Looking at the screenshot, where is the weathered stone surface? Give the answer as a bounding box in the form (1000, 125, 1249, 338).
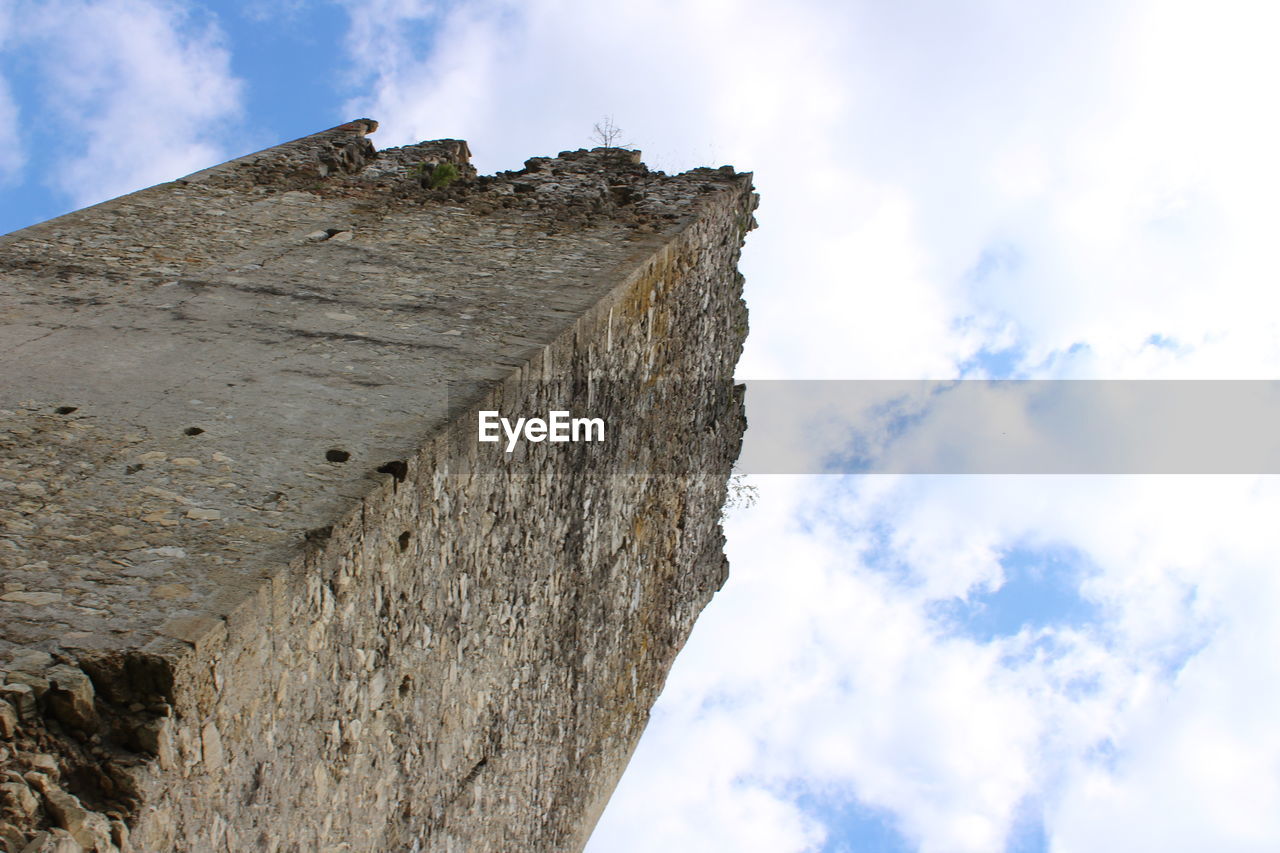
(0, 120, 753, 850)
(1, 822, 28, 853)
(0, 703, 16, 739)
(29, 775, 112, 851)
(0, 690, 32, 723)
(44, 667, 96, 732)
(3, 655, 50, 675)
(18, 828, 79, 853)
(0, 679, 42, 704)
(0, 782, 37, 818)
(0, 597, 56, 610)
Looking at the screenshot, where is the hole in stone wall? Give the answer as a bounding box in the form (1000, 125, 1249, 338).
(184, 427, 204, 436)
(325, 449, 351, 463)
(398, 531, 411, 551)
(377, 460, 408, 483)
(54, 406, 78, 415)
(399, 676, 413, 698)
(609, 185, 637, 205)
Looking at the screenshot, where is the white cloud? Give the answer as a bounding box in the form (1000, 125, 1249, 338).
(13, 0, 242, 207)
(607, 474, 1280, 852)
(594, 479, 1052, 853)
(327, 1, 1280, 849)
(940, 1, 1280, 379)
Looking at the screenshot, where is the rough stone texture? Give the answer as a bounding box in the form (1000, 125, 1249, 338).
(0, 120, 753, 851)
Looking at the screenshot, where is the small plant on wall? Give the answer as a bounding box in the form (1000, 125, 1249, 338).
(410, 161, 460, 189)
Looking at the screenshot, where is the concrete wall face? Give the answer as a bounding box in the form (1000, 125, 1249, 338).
(0, 121, 753, 852)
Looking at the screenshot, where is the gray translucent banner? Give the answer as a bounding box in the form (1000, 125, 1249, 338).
(738, 380, 1280, 474)
(444, 380, 1280, 474)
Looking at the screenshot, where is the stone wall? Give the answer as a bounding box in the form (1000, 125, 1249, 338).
(0, 121, 754, 851)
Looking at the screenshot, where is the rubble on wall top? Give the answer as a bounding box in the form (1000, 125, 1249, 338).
(181, 118, 751, 235)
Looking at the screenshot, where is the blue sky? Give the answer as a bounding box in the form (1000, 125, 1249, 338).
(0, 2, 352, 234)
(6, 1, 1280, 851)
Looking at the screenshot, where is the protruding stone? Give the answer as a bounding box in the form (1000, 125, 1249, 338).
(109, 818, 129, 853)
(0, 703, 17, 739)
(0, 823, 28, 853)
(19, 827, 81, 853)
(26, 755, 56, 775)
(0, 687, 34, 722)
(0, 674, 45, 702)
(133, 717, 176, 770)
(33, 780, 112, 852)
(201, 723, 223, 772)
(45, 666, 97, 732)
(0, 782, 38, 818)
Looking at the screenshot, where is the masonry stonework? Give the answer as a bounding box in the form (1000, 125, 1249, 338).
(0, 120, 754, 851)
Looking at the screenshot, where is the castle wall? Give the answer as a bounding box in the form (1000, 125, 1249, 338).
(0, 121, 752, 851)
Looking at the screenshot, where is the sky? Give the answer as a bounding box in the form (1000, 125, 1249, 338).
(4, 1, 1280, 850)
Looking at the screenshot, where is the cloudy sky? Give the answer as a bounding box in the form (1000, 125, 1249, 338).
(4, 1, 1280, 850)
